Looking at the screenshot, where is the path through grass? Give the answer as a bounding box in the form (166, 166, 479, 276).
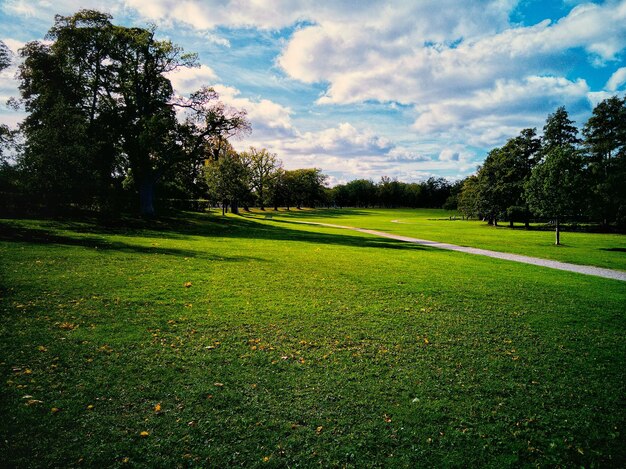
(253, 208, 626, 271)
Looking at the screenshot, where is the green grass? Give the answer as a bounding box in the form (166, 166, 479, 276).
(1, 211, 625, 467)
(250, 208, 626, 271)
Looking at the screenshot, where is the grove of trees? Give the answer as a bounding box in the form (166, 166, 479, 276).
(456, 100, 626, 242)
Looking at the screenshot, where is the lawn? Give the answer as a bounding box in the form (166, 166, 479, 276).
(1, 211, 625, 467)
(251, 208, 626, 271)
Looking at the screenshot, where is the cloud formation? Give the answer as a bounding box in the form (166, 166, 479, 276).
(1, 0, 626, 182)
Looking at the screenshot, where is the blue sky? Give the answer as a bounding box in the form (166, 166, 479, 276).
(1, 0, 625, 185)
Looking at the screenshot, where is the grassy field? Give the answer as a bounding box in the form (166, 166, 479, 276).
(250, 208, 626, 271)
(1, 210, 625, 467)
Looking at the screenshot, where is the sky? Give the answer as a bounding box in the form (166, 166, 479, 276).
(1, 0, 626, 185)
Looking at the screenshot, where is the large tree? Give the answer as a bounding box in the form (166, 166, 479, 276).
(525, 146, 586, 245)
(17, 10, 249, 216)
(240, 147, 279, 210)
(542, 106, 581, 153)
(582, 96, 626, 226)
(204, 145, 251, 215)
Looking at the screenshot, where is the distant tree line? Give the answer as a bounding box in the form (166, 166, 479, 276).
(455, 100, 626, 242)
(327, 176, 459, 209)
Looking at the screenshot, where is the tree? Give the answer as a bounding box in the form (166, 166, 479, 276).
(475, 149, 505, 225)
(18, 38, 102, 208)
(268, 168, 290, 211)
(16, 10, 249, 216)
(241, 147, 279, 210)
(582, 96, 626, 226)
(0, 40, 10, 71)
(378, 176, 403, 208)
(525, 146, 586, 244)
(457, 175, 480, 219)
(421, 177, 451, 208)
(205, 146, 251, 215)
(288, 168, 327, 209)
(542, 106, 581, 153)
(442, 178, 465, 211)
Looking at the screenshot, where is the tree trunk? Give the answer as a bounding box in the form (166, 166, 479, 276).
(139, 178, 155, 217)
(509, 220, 514, 228)
(231, 199, 239, 215)
(494, 218, 498, 227)
(524, 207, 530, 229)
(555, 217, 560, 245)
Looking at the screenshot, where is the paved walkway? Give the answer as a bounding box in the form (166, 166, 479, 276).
(295, 221, 626, 282)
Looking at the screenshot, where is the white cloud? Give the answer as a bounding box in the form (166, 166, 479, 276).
(606, 67, 626, 91)
(412, 76, 590, 145)
(279, 123, 392, 157)
(2, 0, 625, 182)
(2, 0, 124, 20)
(278, 0, 626, 110)
(213, 84, 295, 139)
(166, 65, 218, 96)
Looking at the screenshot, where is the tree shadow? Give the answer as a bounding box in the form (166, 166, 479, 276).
(0, 211, 428, 255)
(0, 222, 265, 262)
(256, 208, 373, 219)
(600, 247, 626, 253)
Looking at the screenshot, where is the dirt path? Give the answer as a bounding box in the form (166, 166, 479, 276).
(295, 221, 626, 282)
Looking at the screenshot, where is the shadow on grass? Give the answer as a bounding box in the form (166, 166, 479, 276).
(0, 211, 427, 255)
(255, 208, 372, 219)
(0, 222, 265, 261)
(600, 247, 626, 253)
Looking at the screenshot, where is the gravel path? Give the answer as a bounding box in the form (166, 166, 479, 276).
(295, 221, 626, 282)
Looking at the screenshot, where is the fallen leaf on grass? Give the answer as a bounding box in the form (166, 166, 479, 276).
(139, 431, 149, 437)
(154, 403, 161, 412)
(59, 322, 78, 331)
(183, 282, 192, 288)
(37, 346, 47, 352)
(51, 407, 60, 414)
(214, 382, 224, 387)
(316, 426, 323, 434)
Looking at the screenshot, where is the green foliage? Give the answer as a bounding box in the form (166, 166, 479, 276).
(1, 212, 624, 467)
(204, 147, 252, 213)
(457, 175, 480, 218)
(542, 106, 581, 152)
(0, 39, 11, 71)
(525, 146, 586, 221)
(583, 96, 626, 225)
(240, 147, 280, 210)
(329, 177, 450, 209)
(15, 10, 248, 216)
